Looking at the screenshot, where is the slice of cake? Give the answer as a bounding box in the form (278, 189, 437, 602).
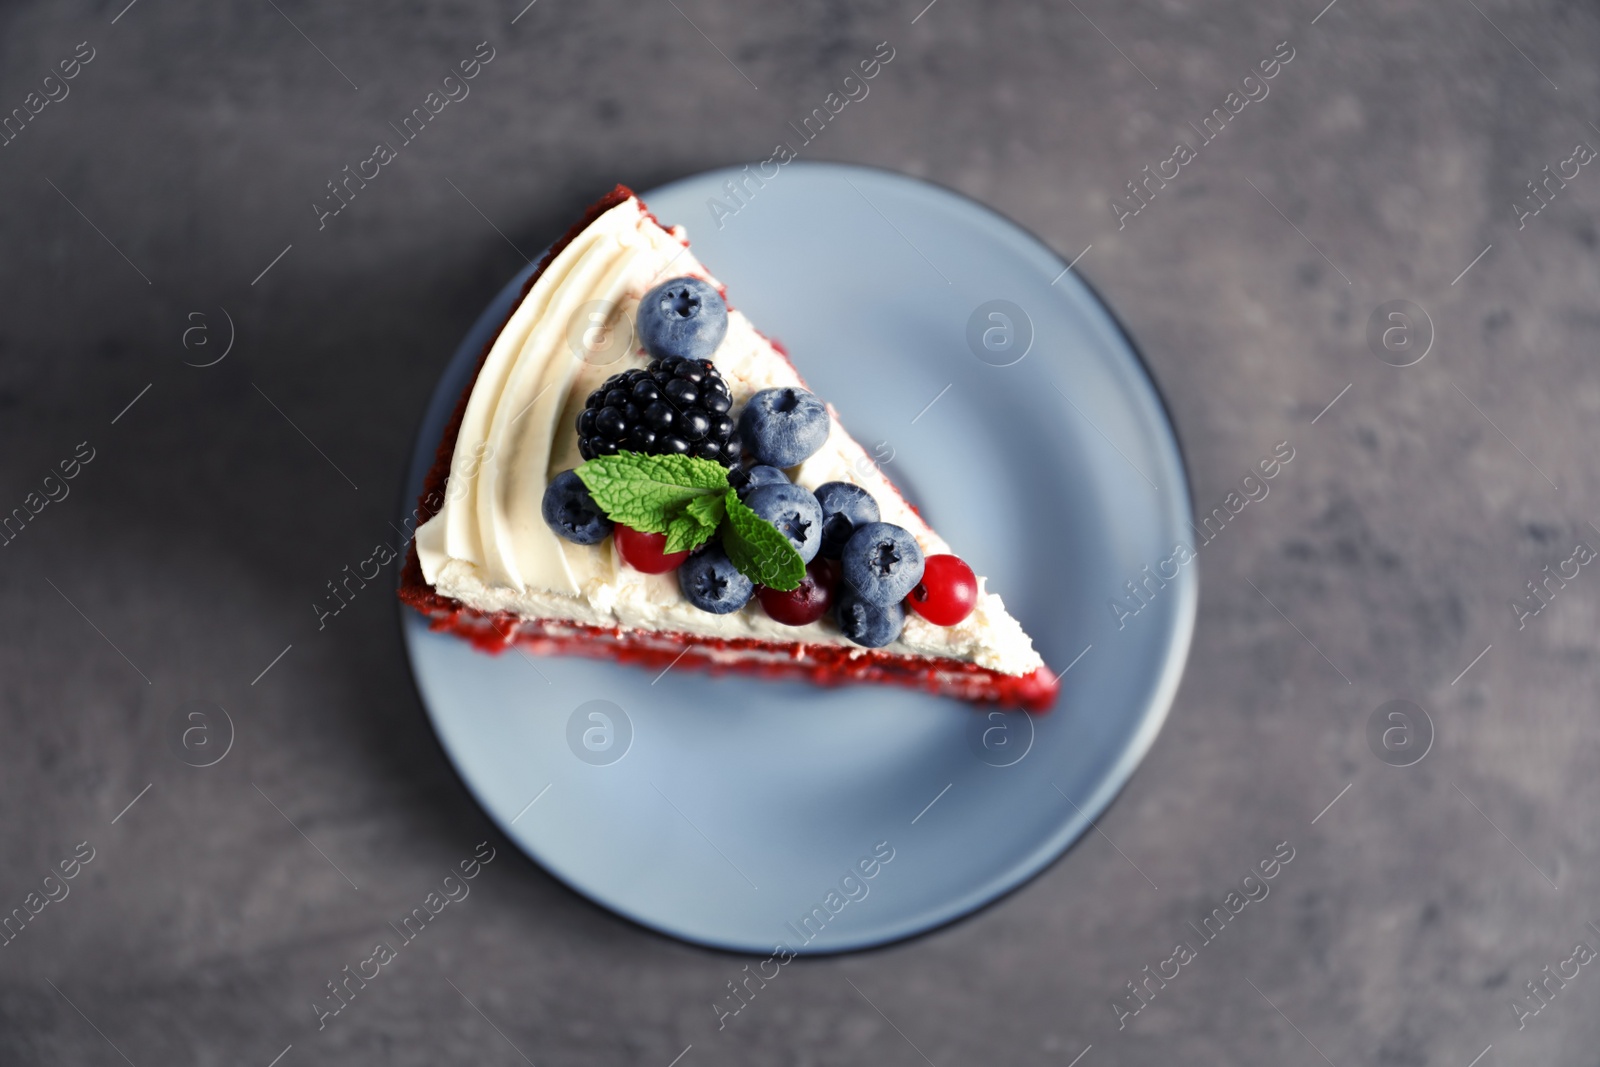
(399, 186, 1058, 710)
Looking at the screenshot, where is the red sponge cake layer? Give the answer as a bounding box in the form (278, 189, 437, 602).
(412, 601, 1060, 712)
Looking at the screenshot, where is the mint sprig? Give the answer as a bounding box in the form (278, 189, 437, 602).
(573, 453, 805, 590)
(574, 452, 728, 536)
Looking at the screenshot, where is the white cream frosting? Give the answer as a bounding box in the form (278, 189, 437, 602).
(415, 197, 1044, 676)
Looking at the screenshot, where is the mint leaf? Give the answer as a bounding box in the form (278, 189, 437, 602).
(684, 492, 726, 530)
(663, 492, 725, 554)
(575, 453, 730, 533)
(721, 488, 805, 591)
(663, 514, 713, 554)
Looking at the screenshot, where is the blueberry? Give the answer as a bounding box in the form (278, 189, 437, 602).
(541, 470, 613, 545)
(637, 276, 728, 361)
(678, 544, 754, 614)
(743, 483, 823, 563)
(835, 590, 905, 647)
(813, 482, 880, 559)
(736, 387, 830, 469)
(839, 522, 924, 605)
(728, 464, 789, 497)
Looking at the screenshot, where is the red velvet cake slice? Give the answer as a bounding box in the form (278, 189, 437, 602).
(399, 186, 1058, 710)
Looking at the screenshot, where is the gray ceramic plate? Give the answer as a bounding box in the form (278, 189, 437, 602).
(400, 162, 1195, 954)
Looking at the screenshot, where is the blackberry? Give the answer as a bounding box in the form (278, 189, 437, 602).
(577, 357, 737, 465)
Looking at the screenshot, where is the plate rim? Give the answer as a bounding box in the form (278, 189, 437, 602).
(394, 160, 1197, 955)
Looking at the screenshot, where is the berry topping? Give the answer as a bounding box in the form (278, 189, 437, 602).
(540, 470, 614, 545)
(758, 559, 836, 626)
(840, 522, 924, 605)
(614, 524, 690, 574)
(637, 276, 728, 361)
(907, 554, 978, 626)
(578, 361, 737, 466)
(835, 589, 905, 647)
(812, 481, 879, 559)
(728, 464, 789, 496)
(743, 483, 823, 563)
(736, 387, 830, 469)
(679, 544, 755, 614)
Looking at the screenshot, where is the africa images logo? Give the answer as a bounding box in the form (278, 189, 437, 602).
(703, 42, 896, 230)
(312, 42, 496, 231)
(566, 700, 633, 766)
(1111, 841, 1295, 1030)
(1110, 40, 1295, 230)
(1111, 441, 1294, 629)
(711, 841, 896, 1030)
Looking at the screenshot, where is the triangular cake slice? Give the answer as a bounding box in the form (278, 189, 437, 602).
(400, 186, 1058, 710)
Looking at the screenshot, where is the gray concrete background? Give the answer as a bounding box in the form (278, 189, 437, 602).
(1, 0, 1596, 1063)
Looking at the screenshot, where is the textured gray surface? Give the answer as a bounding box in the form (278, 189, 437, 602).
(1, 0, 1596, 1064)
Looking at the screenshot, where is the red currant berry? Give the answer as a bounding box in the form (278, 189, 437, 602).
(614, 525, 689, 574)
(758, 560, 835, 626)
(906, 554, 978, 626)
